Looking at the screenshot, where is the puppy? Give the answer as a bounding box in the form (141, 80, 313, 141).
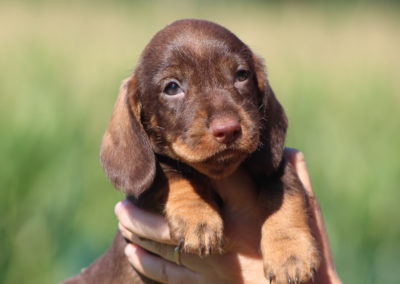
(63, 19, 319, 284)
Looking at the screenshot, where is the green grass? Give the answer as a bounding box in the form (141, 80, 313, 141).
(1, 1, 399, 283)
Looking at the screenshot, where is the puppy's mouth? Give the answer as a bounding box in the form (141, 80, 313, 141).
(205, 149, 245, 165)
(170, 143, 249, 179)
(172, 136, 251, 163)
(180, 148, 249, 179)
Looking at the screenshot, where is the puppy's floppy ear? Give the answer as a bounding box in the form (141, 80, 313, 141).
(100, 76, 156, 198)
(246, 55, 288, 176)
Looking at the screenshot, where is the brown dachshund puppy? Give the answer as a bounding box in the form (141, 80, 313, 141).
(63, 19, 319, 284)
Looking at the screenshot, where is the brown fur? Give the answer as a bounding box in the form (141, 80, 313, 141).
(63, 19, 319, 284)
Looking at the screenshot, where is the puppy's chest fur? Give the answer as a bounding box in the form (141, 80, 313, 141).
(210, 168, 266, 253)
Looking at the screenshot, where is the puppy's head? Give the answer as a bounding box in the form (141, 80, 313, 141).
(101, 19, 287, 197)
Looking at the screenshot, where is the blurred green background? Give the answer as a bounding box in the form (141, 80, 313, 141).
(1, 0, 399, 283)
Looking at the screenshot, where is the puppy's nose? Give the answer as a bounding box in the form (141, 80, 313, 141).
(210, 117, 241, 144)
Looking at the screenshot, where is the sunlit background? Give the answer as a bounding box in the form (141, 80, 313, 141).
(1, 0, 399, 283)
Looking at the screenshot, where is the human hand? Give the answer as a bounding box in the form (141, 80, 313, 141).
(116, 200, 264, 283)
(115, 148, 341, 284)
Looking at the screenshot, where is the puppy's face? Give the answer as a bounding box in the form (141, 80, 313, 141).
(134, 21, 262, 178)
(101, 20, 287, 197)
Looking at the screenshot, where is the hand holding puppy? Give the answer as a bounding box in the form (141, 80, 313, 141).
(116, 149, 342, 284)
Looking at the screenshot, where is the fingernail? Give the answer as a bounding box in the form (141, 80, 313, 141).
(115, 200, 133, 215)
(114, 201, 123, 215)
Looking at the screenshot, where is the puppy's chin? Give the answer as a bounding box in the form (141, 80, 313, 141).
(187, 151, 248, 179)
(169, 136, 258, 178)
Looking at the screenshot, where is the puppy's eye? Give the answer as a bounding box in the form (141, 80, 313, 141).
(163, 82, 183, 96)
(235, 70, 249, 82)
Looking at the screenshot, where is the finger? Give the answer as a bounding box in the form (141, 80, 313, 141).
(130, 234, 212, 274)
(129, 234, 180, 264)
(284, 148, 313, 197)
(283, 147, 300, 166)
(292, 151, 314, 197)
(115, 200, 174, 244)
(118, 223, 135, 242)
(124, 243, 198, 284)
(118, 222, 176, 264)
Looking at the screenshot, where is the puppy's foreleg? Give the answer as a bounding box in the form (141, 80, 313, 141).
(260, 166, 320, 284)
(164, 176, 224, 256)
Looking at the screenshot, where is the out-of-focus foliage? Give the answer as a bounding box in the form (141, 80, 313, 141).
(1, 1, 399, 283)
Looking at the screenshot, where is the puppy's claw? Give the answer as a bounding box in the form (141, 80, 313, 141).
(178, 239, 184, 250)
(311, 266, 317, 275)
(310, 266, 317, 283)
(200, 244, 205, 255)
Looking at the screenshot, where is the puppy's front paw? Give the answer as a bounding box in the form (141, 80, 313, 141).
(262, 232, 319, 284)
(167, 210, 224, 256)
